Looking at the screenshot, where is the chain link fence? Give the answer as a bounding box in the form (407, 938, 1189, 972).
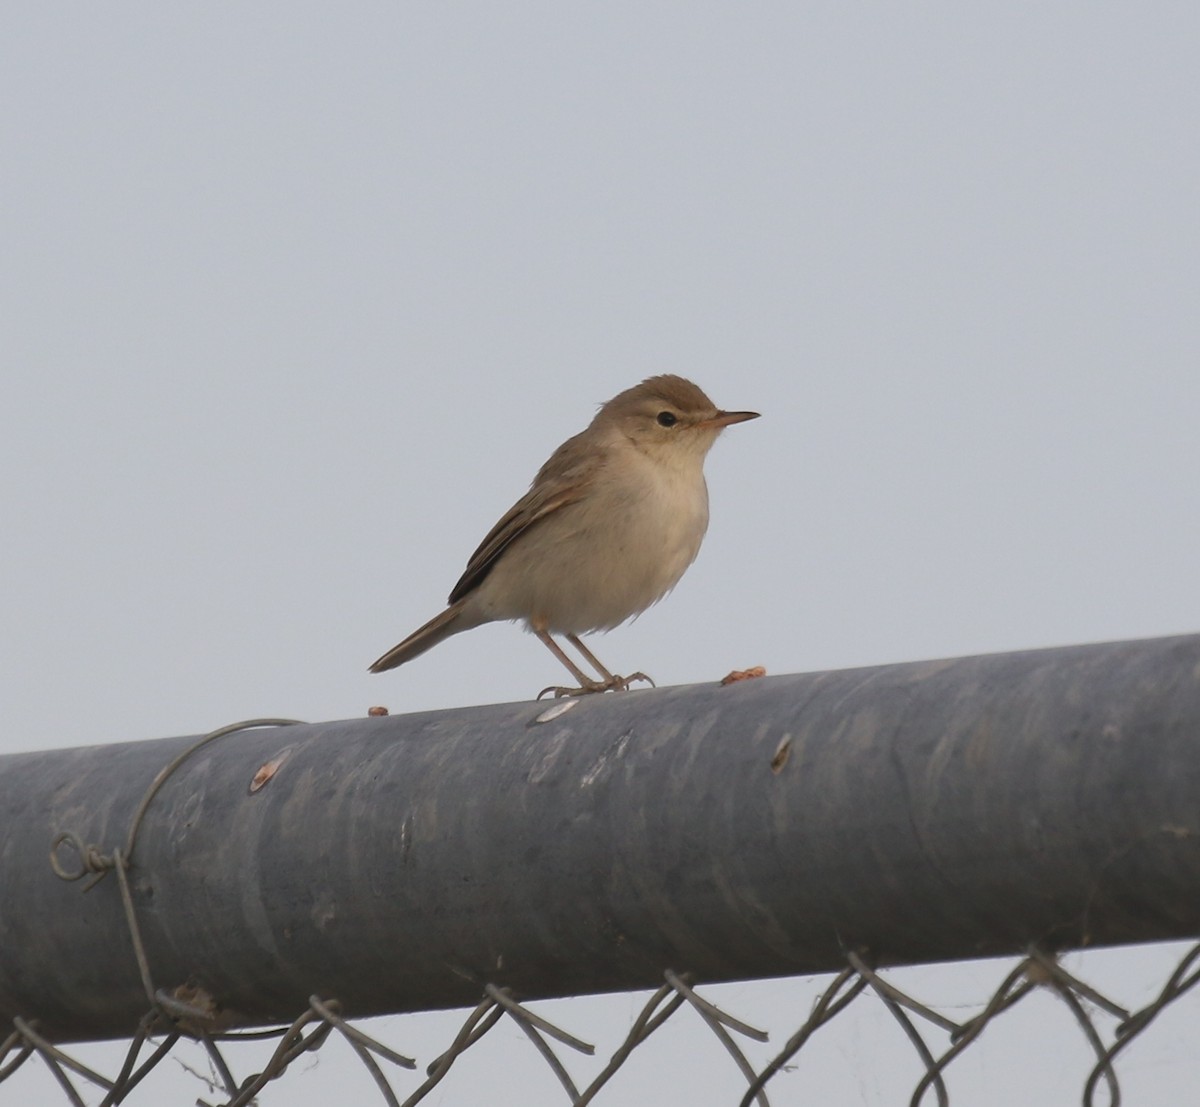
(5, 641, 1199, 1107)
(11, 719, 1200, 1104)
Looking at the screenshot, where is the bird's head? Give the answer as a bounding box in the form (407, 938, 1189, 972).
(595, 374, 759, 464)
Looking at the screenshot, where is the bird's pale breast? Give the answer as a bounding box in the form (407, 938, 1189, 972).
(469, 447, 711, 634)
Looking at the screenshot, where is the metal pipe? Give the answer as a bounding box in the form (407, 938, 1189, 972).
(2, 634, 1199, 1043)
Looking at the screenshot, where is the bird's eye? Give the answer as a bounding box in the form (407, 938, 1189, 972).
(656, 411, 678, 427)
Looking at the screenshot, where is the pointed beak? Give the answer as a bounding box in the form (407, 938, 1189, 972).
(695, 410, 761, 431)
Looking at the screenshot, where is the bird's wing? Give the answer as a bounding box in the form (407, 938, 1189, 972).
(448, 431, 600, 604)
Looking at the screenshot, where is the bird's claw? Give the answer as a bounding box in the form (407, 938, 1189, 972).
(535, 671, 656, 700)
(616, 671, 655, 690)
(536, 684, 591, 700)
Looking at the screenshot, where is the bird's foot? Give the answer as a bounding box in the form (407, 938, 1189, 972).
(536, 672, 656, 700)
(613, 671, 655, 691)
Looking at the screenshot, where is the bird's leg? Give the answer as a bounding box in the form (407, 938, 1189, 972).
(533, 625, 656, 699)
(564, 634, 616, 681)
(566, 633, 655, 693)
(535, 629, 608, 699)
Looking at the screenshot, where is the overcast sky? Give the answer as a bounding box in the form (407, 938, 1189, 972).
(2, 4, 1198, 1105)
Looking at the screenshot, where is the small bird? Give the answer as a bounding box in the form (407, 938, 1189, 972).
(369, 375, 759, 696)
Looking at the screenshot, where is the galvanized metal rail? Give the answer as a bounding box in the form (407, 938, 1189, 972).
(2, 634, 1198, 1043)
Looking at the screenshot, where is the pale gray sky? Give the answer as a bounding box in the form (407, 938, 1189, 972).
(2, 4, 1198, 1105)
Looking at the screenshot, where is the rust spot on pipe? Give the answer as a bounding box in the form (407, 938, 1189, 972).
(721, 666, 766, 686)
(249, 750, 291, 793)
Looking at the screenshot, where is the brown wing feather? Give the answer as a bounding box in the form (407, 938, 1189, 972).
(448, 430, 601, 603)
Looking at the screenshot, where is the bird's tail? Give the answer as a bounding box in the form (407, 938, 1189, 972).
(368, 598, 475, 673)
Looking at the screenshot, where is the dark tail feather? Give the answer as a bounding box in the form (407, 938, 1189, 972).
(369, 599, 473, 673)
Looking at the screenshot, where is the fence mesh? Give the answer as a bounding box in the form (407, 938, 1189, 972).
(3, 939, 1198, 1106)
